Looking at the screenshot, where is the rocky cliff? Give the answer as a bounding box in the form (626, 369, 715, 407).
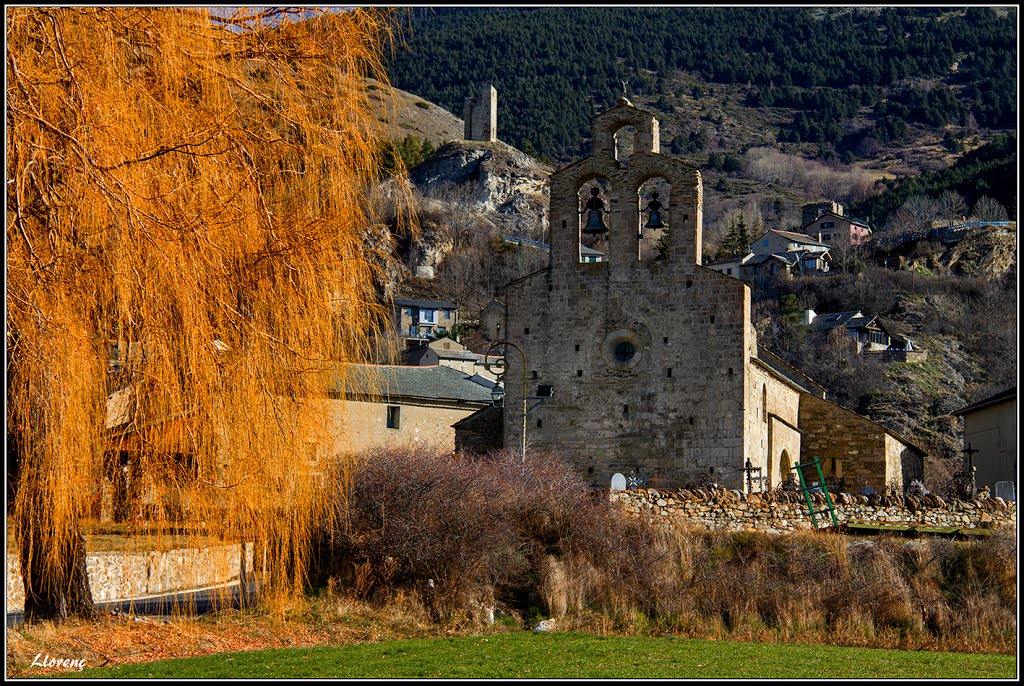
(409, 140, 551, 223)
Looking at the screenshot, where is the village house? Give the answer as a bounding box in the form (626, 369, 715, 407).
(750, 229, 830, 256)
(707, 230, 831, 284)
(802, 308, 923, 362)
(954, 387, 1017, 498)
(333, 364, 494, 455)
(500, 98, 923, 493)
(800, 201, 872, 247)
(804, 309, 893, 354)
(402, 336, 497, 380)
(100, 363, 494, 522)
(392, 297, 459, 347)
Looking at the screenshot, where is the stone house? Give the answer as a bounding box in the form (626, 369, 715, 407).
(332, 364, 493, 455)
(739, 250, 831, 283)
(799, 393, 926, 493)
(500, 98, 923, 493)
(954, 387, 1017, 496)
(99, 364, 493, 521)
(392, 297, 459, 346)
(800, 202, 872, 247)
(403, 336, 495, 379)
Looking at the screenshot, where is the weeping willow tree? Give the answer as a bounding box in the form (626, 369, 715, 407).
(6, 7, 411, 620)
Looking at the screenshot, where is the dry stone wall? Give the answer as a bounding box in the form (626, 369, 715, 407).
(6, 543, 253, 612)
(612, 487, 1016, 534)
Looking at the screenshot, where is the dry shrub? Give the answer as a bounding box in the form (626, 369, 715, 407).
(314, 447, 662, 625)
(312, 446, 1015, 650)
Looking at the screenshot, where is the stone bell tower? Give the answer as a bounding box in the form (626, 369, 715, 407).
(463, 85, 497, 142)
(502, 98, 765, 490)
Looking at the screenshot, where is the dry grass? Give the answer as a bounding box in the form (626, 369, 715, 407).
(5, 592, 509, 677)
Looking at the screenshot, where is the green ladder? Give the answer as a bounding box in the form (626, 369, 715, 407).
(792, 457, 839, 530)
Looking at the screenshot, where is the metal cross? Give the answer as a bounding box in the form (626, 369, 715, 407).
(963, 442, 979, 471)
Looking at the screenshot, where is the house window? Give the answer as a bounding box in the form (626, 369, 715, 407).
(822, 233, 831, 241)
(409, 325, 419, 337)
(386, 406, 400, 429)
(822, 221, 834, 229)
(420, 308, 437, 324)
(726, 268, 732, 275)
(614, 341, 636, 363)
(762, 239, 769, 247)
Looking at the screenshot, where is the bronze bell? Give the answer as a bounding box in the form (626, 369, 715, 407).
(583, 208, 608, 234)
(644, 208, 665, 229)
(582, 187, 608, 234)
(643, 192, 666, 229)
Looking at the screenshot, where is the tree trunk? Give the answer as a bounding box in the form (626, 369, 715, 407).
(20, 503, 96, 621)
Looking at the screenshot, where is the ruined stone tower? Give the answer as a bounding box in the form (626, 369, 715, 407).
(463, 85, 497, 142)
(502, 98, 810, 491)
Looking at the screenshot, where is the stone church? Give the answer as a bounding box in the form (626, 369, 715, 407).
(501, 98, 924, 493)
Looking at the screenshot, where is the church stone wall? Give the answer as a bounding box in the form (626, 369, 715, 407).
(505, 100, 769, 490)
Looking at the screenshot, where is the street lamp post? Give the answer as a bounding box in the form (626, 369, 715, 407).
(486, 340, 528, 475)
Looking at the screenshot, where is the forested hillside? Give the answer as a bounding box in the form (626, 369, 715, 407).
(850, 132, 1017, 225)
(388, 7, 1016, 161)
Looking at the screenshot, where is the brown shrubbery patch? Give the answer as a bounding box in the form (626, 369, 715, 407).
(313, 447, 1016, 653)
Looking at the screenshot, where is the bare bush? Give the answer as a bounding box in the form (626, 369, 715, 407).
(742, 147, 878, 205)
(314, 447, 661, 624)
(311, 446, 1016, 651)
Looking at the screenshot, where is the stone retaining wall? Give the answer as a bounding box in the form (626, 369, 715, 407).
(6, 543, 253, 612)
(612, 487, 1016, 534)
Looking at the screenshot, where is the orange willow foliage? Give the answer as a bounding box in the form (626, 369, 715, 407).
(6, 7, 411, 616)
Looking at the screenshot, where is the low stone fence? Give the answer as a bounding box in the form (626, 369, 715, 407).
(611, 487, 1016, 534)
(6, 543, 253, 613)
(864, 349, 928, 364)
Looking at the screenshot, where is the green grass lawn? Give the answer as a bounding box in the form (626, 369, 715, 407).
(73, 632, 1016, 679)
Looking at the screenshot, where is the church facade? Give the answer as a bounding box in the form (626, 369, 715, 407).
(502, 99, 923, 492)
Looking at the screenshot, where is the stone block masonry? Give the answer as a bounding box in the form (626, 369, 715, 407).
(612, 488, 1016, 534)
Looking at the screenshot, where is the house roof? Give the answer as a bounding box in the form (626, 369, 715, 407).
(760, 229, 830, 247)
(808, 310, 871, 331)
(744, 252, 798, 267)
(393, 297, 458, 310)
(801, 211, 871, 231)
(954, 387, 1017, 416)
(337, 364, 493, 405)
(434, 349, 482, 362)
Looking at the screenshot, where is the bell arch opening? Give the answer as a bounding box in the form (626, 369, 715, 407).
(577, 178, 611, 264)
(613, 125, 637, 162)
(637, 176, 671, 261)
